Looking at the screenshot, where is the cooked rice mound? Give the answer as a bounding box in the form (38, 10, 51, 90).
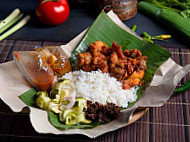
(61, 70, 138, 108)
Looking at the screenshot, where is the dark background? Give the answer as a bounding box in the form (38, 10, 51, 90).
(0, 0, 187, 46)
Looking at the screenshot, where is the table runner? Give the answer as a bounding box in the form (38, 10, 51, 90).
(0, 39, 189, 142)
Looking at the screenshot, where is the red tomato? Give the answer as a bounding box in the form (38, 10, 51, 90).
(36, 0, 70, 26)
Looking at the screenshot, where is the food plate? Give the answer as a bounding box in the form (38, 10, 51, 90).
(0, 10, 190, 138)
(18, 8, 170, 133)
(123, 107, 149, 126)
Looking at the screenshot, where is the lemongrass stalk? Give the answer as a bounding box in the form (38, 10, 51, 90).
(0, 15, 30, 41)
(0, 8, 20, 29)
(0, 13, 23, 34)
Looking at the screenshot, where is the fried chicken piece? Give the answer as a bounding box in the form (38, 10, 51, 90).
(82, 64, 96, 72)
(127, 58, 137, 67)
(101, 46, 111, 55)
(135, 56, 148, 71)
(90, 44, 101, 56)
(129, 49, 142, 59)
(110, 52, 118, 64)
(138, 60, 147, 70)
(122, 70, 145, 89)
(93, 41, 108, 51)
(110, 59, 129, 81)
(122, 78, 141, 90)
(111, 42, 126, 59)
(92, 53, 106, 65)
(123, 61, 134, 78)
(77, 52, 92, 68)
(90, 41, 108, 55)
(111, 66, 125, 81)
(129, 70, 144, 80)
(123, 49, 130, 57)
(123, 71, 128, 80)
(96, 61, 109, 73)
(116, 59, 127, 68)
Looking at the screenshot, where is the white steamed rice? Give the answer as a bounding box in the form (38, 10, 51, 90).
(61, 70, 138, 108)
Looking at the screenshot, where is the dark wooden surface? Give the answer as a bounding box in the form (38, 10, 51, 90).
(0, 40, 190, 142)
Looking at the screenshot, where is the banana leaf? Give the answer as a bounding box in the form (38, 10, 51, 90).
(20, 11, 171, 130)
(138, 1, 190, 44)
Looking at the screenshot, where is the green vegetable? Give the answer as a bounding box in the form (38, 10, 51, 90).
(36, 79, 75, 113)
(0, 8, 20, 29)
(141, 31, 171, 43)
(144, 0, 190, 18)
(131, 25, 137, 32)
(50, 81, 63, 102)
(174, 79, 190, 92)
(19, 88, 37, 107)
(20, 88, 96, 130)
(50, 79, 70, 103)
(0, 13, 23, 34)
(143, 37, 154, 43)
(36, 91, 61, 113)
(0, 15, 30, 41)
(151, 34, 172, 40)
(138, 1, 190, 43)
(181, 9, 190, 18)
(59, 98, 91, 125)
(141, 32, 153, 43)
(35, 90, 91, 125)
(48, 111, 99, 130)
(35, 79, 91, 125)
(142, 32, 151, 39)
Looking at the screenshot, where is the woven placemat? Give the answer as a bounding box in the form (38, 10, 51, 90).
(0, 40, 189, 142)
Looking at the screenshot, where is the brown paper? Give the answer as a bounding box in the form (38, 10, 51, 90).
(0, 11, 190, 138)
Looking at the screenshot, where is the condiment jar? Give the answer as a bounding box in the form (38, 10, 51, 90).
(97, 0, 137, 20)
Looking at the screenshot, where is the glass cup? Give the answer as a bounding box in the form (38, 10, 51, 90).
(97, 0, 137, 21)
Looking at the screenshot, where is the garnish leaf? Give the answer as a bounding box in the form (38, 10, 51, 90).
(19, 88, 37, 107)
(48, 111, 99, 130)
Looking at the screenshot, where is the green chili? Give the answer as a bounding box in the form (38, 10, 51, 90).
(152, 34, 172, 40)
(174, 79, 190, 93)
(142, 32, 152, 39)
(141, 31, 171, 43)
(142, 37, 153, 43)
(131, 25, 137, 32)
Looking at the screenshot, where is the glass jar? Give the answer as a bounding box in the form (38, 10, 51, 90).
(97, 0, 137, 21)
